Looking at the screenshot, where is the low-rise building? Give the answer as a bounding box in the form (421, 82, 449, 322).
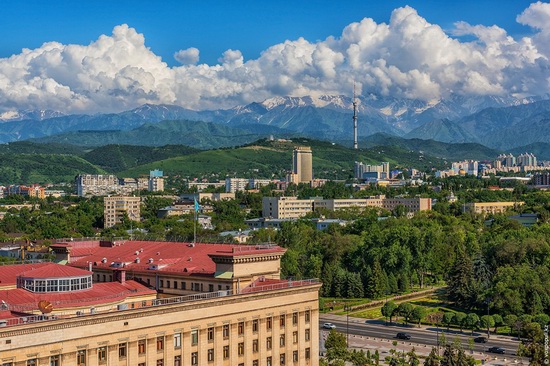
(262, 195, 431, 219)
(463, 201, 523, 215)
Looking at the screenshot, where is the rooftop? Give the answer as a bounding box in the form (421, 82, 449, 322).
(64, 240, 285, 276)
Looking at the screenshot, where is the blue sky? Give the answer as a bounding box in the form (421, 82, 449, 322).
(1, 0, 535, 66)
(0, 0, 548, 113)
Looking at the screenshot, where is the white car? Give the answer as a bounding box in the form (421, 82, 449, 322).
(323, 322, 336, 329)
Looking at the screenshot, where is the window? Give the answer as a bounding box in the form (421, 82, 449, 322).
(305, 329, 310, 341)
(266, 317, 272, 330)
(77, 350, 86, 365)
(50, 355, 60, 366)
(174, 333, 182, 349)
(280, 334, 285, 347)
(118, 343, 127, 358)
(156, 359, 164, 366)
(191, 330, 198, 345)
(174, 356, 181, 366)
(267, 356, 272, 366)
(209, 284, 214, 292)
(191, 352, 198, 366)
(292, 312, 298, 325)
(293, 351, 298, 362)
(266, 336, 272, 350)
(223, 324, 230, 338)
(138, 340, 146, 354)
(305, 348, 310, 359)
(208, 348, 214, 362)
(98, 347, 107, 362)
(280, 353, 286, 365)
(252, 339, 259, 352)
(157, 336, 164, 351)
(304, 310, 310, 323)
(174, 281, 178, 289)
(238, 342, 244, 356)
(293, 331, 298, 344)
(181, 281, 186, 290)
(26, 360, 37, 366)
(160, 280, 164, 288)
(223, 346, 230, 359)
(253, 360, 259, 366)
(139, 364, 145, 366)
(166, 280, 170, 288)
(252, 319, 259, 333)
(238, 321, 244, 335)
(280, 315, 285, 328)
(207, 327, 214, 342)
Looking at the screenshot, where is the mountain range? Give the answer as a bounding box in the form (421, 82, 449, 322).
(0, 93, 549, 153)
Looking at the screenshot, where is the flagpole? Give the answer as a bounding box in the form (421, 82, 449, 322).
(193, 198, 198, 244)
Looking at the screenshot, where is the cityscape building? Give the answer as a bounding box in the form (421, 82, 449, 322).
(289, 147, 313, 184)
(0, 240, 320, 366)
(104, 196, 141, 228)
(262, 195, 431, 219)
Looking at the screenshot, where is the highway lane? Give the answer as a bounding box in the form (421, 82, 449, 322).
(319, 315, 521, 356)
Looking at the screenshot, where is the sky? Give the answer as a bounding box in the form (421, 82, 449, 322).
(0, 0, 548, 114)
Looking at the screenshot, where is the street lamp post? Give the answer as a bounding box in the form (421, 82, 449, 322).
(485, 298, 491, 339)
(345, 305, 350, 348)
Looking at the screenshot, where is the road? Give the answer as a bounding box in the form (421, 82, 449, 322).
(320, 315, 522, 356)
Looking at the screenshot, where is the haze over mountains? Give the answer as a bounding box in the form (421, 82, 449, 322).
(0, 93, 549, 154)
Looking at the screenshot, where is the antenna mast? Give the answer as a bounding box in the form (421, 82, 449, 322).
(353, 83, 358, 150)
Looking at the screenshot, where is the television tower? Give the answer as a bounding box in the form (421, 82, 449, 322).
(353, 83, 358, 150)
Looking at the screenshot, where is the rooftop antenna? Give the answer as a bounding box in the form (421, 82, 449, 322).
(353, 82, 358, 150)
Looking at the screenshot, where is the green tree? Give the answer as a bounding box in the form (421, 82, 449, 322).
(453, 312, 467, 332)
(397, 303, 414, 324)
(381, 301, 398, 325)
(465, 313, 479, 335)
(411, 306, 426, 328)
(366, 260, 387, 299)
(324, 329, 348, 365)
(492, 313, 503, 334)
(443, 312, 455, 330)
(480, 315, 495, 338)
(423, 348, 440, 366)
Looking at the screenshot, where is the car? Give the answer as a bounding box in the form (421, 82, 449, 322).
(474, 336, 488, 343)
(487, 346, 505, 354)
(323, 323, 336, 329)
(395, 332, 411, 340)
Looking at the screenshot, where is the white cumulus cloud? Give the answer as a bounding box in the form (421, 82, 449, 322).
(174, 48, 200, 65)
(1, 4, 550, 114)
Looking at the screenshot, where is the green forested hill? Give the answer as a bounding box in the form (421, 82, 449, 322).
(0, 153, 105, 184)
(31, 119, 265, 150)
(119, 138, 445, 179)
(83, 144, 200, 172)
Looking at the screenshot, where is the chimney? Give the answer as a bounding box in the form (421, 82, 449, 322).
(114, 270, 126, 284)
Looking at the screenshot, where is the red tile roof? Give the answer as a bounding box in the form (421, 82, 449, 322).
(18, 264, 91, 279)
(67, 240, 285, 276)
(0, 280, 155, 311)
(0, 263, 52, 287)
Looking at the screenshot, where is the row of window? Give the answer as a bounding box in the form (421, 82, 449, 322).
(20, 341, 312, 366)
(18, 276, 92, 293)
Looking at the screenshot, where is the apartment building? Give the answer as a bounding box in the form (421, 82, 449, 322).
(104, 196, 141, 228)
(0, 240, 320, 366)
(263, 195, 431, 219)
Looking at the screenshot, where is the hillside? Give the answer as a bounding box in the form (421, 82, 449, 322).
(118, 138, 445, 179)
(360, 133, 500, 160)
(83, 144, 200, 172)
(0, 153, 105, 184)
(31, 119, 266, 149)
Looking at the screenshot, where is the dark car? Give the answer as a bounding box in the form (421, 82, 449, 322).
(396, 332, 411, 340)
(487, 346, 505, 354)
(474, 336, 488, 343)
